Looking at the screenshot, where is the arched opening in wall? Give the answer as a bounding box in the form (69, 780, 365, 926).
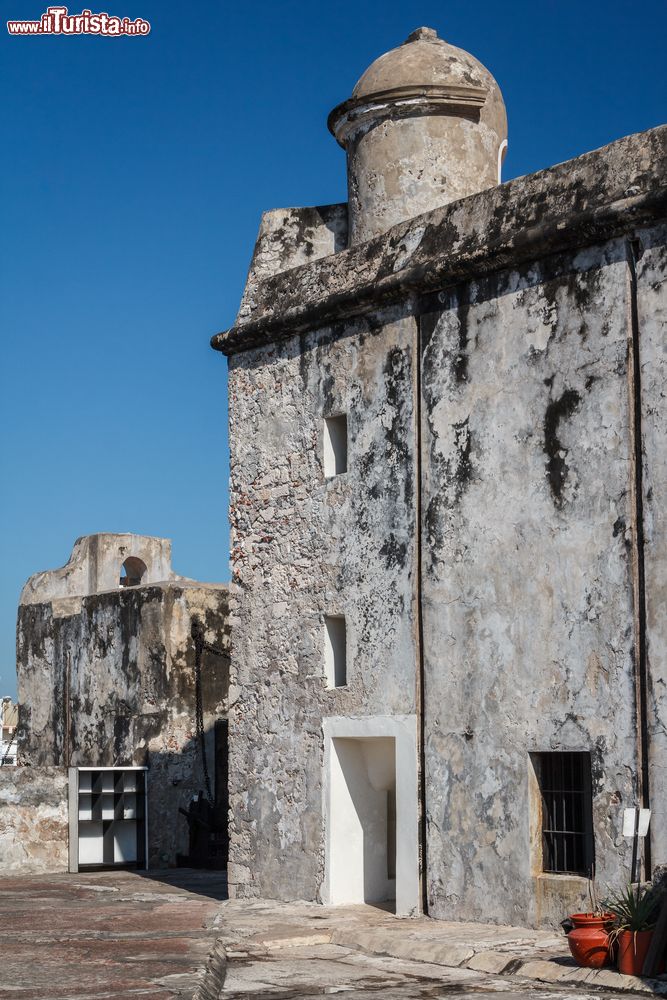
(497, 139, 508, 183)
(119, 557, 147, 588)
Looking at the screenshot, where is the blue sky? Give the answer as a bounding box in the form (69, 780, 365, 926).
(1, 0, 665, 696)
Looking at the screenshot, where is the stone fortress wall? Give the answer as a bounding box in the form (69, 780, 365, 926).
(2, 534, 230, 871)
(215, 25, 667, 927)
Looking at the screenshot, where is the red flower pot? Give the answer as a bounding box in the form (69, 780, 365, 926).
(567, 913, 615, 969)
(616, 929, 654, 977)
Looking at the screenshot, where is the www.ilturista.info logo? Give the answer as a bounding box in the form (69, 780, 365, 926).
(7, 6, 150, 35)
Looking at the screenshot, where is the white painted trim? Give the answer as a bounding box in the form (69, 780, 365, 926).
(144, 769, 149, 869)
(75, 765, 147, 771)
(68, 766, 79, 873)
(322, 715, 419, 917)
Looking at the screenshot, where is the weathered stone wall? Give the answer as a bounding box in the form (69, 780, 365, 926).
(214, 128, 667, 356)
(0, 767, 68, 873)
(220, 126, 667, 927)
(227, 238, 652, 924)
(17, 583, 230, 867)
(420, 238, 638, 927)
(227, 306, 418, 901)
(638, 222, 667, 869)
(20, 533, 186, 605)
(238, 204, 347, 323)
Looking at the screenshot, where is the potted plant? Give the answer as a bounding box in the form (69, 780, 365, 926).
(566, 911, 616, 968)
(605, 885, 662, 976)
(565, 877, 615, 969)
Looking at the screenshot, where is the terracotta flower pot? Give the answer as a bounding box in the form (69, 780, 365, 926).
(616, 928, 653, 977)
(567, 913, 615, 969)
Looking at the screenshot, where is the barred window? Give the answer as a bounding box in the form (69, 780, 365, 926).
(534, 751, 595, 877)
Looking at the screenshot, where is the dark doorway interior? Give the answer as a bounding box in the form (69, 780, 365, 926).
(177, 719, 229, 869)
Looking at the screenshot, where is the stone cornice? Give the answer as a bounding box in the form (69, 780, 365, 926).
(328, 84, 488, 146)
(212, 125, 667, 357)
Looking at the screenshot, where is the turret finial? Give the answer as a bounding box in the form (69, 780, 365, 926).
(404, 27, 439, 44)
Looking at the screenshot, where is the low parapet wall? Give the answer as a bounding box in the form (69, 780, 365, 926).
(0, 767, 69, 874)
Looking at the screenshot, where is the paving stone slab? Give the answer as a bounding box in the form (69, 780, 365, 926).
(516, 959, 569, 983)
(466, 951, 517, 974)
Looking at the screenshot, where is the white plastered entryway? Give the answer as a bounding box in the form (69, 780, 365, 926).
(322, 715, 419, 917)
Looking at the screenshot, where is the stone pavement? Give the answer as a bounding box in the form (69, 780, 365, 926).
(0, 868, 227, 999)
(4, 872, 667, 999)
(213, 898, 667, 998)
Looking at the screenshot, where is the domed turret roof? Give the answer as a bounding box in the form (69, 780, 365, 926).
(329, 27, 507, 147)
(352, 27, 493, 99)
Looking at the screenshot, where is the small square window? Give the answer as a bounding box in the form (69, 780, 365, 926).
(533, 751, 595, 877)
(324, 414, 348, 477)
(324, 615, 346, 687)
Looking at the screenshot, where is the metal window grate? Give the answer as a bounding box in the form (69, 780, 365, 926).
(537, 751, 594, 877)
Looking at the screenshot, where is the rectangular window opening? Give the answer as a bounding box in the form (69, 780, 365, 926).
(324, 614, 347, 687)
(533, 751, 594, 877)
(324, 414, 348, 477)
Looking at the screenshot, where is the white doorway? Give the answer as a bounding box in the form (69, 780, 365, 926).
(322, 716, 419, 916)
(329, 737, 396, 906)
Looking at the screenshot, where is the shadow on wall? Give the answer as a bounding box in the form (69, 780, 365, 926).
(147, 717, 230, 871)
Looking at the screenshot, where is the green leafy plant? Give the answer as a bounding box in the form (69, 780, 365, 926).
(604, 885, 661, 932)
